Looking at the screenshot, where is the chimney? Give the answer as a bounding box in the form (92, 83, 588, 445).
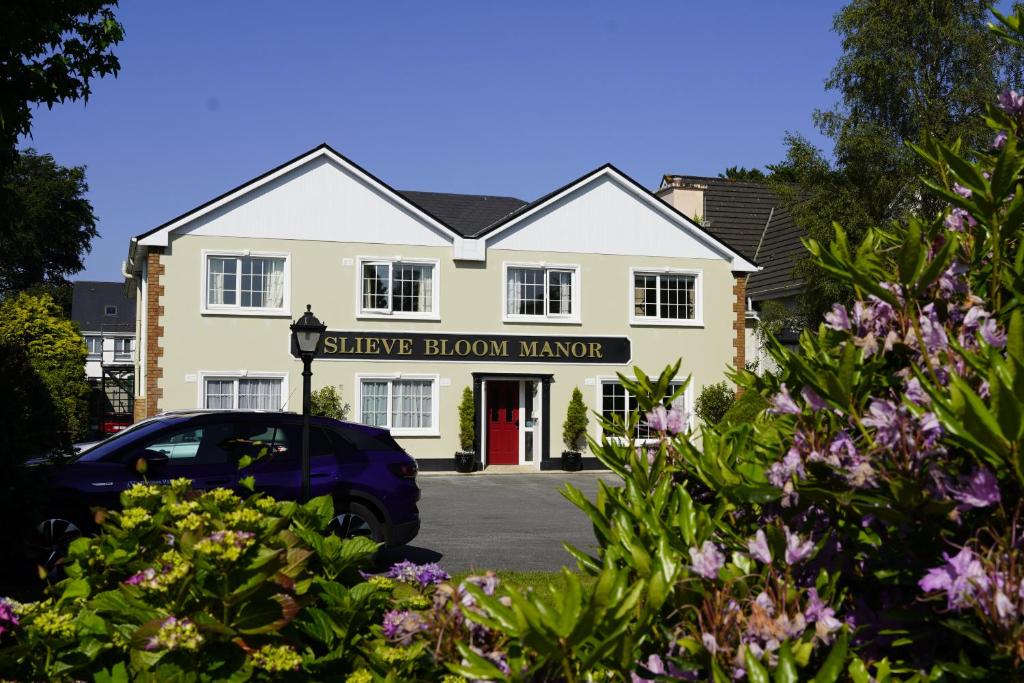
(655, 176, 706, 224)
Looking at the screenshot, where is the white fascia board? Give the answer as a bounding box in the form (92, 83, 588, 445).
(137, 146, 459, 247)
(482, 166, 760, 272)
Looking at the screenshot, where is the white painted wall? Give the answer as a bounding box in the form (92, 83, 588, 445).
(487, 175, 734, 261)
(176, 156, 453, 248)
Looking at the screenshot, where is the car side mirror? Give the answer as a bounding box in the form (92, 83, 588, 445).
(130, 449, 170, 470)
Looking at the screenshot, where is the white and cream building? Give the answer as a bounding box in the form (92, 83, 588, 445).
(124, 144, 757, 469)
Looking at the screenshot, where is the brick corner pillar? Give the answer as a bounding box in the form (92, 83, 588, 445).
(142, 248, 166, 419)
(731, 272, 748, 396)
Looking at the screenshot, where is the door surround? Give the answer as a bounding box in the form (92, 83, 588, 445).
(472, 373, 552, 468)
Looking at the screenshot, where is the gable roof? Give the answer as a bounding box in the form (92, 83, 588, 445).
(660, 175, 804, 298)
(396, 191, 527, 238)
(477, 164, 759, 271)
(135, 143, 463, 247)
(71, 281, 135, 333)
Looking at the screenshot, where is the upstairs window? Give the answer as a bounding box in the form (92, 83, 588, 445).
(205, 253, 288, 314)
(631, 269, 700, 324)
(85, 336, 102, 359)
(504, 264, 578, 322)
(359, 259, 438, 317)
(112, 337, 133, 362)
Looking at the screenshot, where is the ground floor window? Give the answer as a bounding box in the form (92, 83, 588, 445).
(600, 379, 687, 439)
(358, 376, 438, 435)
(203, 376, 283, 410)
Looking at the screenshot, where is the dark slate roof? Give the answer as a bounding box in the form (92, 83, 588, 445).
(397, 190, 528, 238)
(661, 175, 804, 300)
(71, 281, 135, 333)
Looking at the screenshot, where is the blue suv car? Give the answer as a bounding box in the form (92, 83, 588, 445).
(35, 411, 421, 565)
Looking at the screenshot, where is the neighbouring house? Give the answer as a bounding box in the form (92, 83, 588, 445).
(123, 144, 757, 470)
(71, 281, 136, 436)
(655, 175, 804, 372)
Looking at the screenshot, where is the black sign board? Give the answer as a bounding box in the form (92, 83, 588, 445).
(292, 331, 631, 364)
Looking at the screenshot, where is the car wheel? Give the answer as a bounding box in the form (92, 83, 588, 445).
(331, 502, 385, 545)
(32, 516, 82, 574)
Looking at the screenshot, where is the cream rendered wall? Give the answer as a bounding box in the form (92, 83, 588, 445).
(155, 234, 737, 460)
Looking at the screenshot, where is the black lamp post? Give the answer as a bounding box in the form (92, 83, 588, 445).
(290, 304, 326, 502)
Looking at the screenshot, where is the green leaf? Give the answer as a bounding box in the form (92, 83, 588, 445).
(774, 641, 798, 683)
(811, 629, 849, 683)
(93, 661, 129, 683)
(744, 645, 770, 683)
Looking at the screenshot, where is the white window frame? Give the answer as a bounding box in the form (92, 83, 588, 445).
(355, 256, 441, 321)
(200, 250, 291, 317)
(196, 371, 289, 410)
(502, 262, 581, 324)
(628, 267, 703, 327)
(594, 376, 694, 443)
(355, 373, 440, 437)
(112, 337, 134, 362)
(85, 335, 102, 359)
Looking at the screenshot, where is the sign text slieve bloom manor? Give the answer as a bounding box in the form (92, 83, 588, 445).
(291, 331, 631, 364)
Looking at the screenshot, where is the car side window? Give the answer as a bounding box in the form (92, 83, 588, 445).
(275, 426, 347, 459)
(137, 421, 237, 465)
(234, 422, 291, 463)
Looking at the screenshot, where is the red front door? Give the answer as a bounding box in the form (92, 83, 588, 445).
(486, 381, 519, 465)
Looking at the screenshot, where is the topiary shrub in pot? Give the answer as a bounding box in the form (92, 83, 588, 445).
(454, 387, 476, 473)
(561, 387, 588, 471)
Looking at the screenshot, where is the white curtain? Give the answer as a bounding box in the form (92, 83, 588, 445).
(361, 381, 389, 426)
(392, 380, 431, 428)
(205, 379, 235, 409)
(238, 378, 281, 410)
(416, 265, 433, 313)
(207, 257, 236, 306)
(507, 268, 523, 315)
(265, 259, 285, 309)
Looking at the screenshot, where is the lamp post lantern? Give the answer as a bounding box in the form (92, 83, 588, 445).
(290, 304, 326, 502)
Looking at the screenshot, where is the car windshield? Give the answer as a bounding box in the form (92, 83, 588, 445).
(75, 417, 180, 462)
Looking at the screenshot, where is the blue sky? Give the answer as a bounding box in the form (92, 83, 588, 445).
(23, 1, 846, 281)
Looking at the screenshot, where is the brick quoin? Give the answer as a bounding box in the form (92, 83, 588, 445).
(732, 273, 747, 397)
(137, 248, 165, 420)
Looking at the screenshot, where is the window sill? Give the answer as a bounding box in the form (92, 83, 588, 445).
(388, 429, 440, 438)
(629, 318, 704, 328)
(357, 312, 441, 322)
(503, 316, 581, 325)
(201, 308, 292, 318)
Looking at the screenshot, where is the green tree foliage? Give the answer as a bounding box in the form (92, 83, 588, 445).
(718, 165, 767, 181)
(562, 387, 589, 452)
(458, 386, 475, 451)
(776, 0, 1024, 320)
(693, 381, 735, 426)
(0, 1, 124, 161)
(309, 384, 351, 421)
(719, 388, 770, 427)
(0, 291, 89, 443)
(0, 150, 98, 294)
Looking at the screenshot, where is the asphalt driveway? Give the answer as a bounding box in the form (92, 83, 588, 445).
(378, 472, 619, 573)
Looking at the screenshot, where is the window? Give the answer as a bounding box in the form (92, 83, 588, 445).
(104, 305, 117, 316)
(113, 337, 133, 361)
(631, 269, 700, 324)
(85, 336, 102, 359)
(358, 376, 438, 435)
(138, 422, 237, 465)
(205, 253, 287, 313)
(359, 259, 437, 316)
(600, 379, 688, 440)
(203, 376, 284, 410)
(505, 264, 578, 321)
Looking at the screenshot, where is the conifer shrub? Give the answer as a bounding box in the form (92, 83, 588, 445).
(561, 387, 588, 452)
(457, 387, 475, 452)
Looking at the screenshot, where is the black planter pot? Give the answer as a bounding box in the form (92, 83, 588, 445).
(454, 451, 476, 473)
(561, 450, 583, 472)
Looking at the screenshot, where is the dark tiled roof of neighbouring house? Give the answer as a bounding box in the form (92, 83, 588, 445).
(660, 175, 804, 300)
(397, 190, 528, 238)
(71, 281, 135, 333)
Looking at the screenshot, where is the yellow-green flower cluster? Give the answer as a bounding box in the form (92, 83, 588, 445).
(194, 530, 255, 562)
(122, 483, 161, 505)
(167, 500, 199, 517)
(147, 616, 203, 651)
(33, 607, 75, 639)
(367, 576, 396, 591)
(119, 507, 152, 531)
(346, 670, 373, 683)
(441, 676, 469, 683)
(124, 552, 191, 592)
(254, 496, 278, 513)
(175, 512, 210, 532)
(225, 507, 262, 527)
(376, 645, 417, 663)
(398, 594, 431, 610)
(169, 477, 192, 493)
(202, 487, 241, 507)
(249, 644, 303, 672)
